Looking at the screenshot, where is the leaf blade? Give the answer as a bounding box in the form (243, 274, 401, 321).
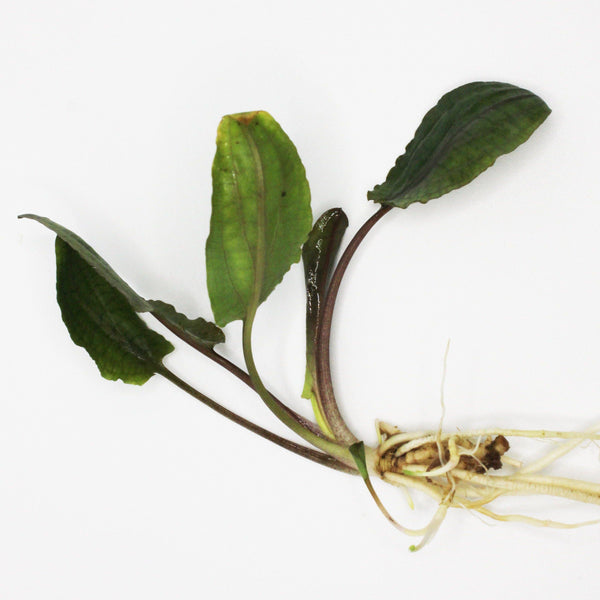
(55, 237, 174, 385)
(147, 300, 224, 349)
(21, 214, 146, 310)
(206, 111, 312, 326)
(19, 214, 224, 349)
(368, 81, 551, 207)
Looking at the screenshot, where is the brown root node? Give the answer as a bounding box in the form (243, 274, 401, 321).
(377, 434, 510, 476)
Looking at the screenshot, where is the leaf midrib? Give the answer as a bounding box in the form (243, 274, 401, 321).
(397, 83, 511, 187)
(77, 259, 156, 364)
(394, 91, 533, 201)
(240, 122, 267, 318)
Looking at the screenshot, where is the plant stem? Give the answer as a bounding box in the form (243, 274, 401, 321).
(158, 365, 356, 474)
(242, 310, 355, 466)
(315, 205, 392, 444)
(151, 311, 327, 439)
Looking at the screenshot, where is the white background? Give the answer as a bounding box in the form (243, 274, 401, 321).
(2, 1, 600, 598)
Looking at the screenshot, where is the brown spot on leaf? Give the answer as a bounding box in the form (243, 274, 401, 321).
(230, 111, 260, 125)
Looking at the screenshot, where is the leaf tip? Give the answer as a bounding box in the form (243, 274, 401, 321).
(325, 207, 349, 225)
(230, 110, 260, 125)
(224, 110, 272, 127)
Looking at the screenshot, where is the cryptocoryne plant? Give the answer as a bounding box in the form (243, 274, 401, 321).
(20, 82, 600, 550)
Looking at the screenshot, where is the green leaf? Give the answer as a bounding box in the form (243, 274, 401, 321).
(55, 237, 174, 384)
(206, 111, 312, 326)
(367, 81, 551, 208)
(19, 214, 224, 349)
(21, 214, 147, 309)
(147, 300, 224, 348)
(349, 441, 369, 481)
(301, 209, 348, 404)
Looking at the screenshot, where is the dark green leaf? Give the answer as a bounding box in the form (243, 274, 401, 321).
(301, 208, 348, 402)
(21, 214, 146, 309)
(368, 81, 551, 208)
(55, 237, 174, 384)
(147, 300, 225, 348)
(19, 214, 224, 349)
(206, 111, 312, 326)
(349, 441, 369, 481)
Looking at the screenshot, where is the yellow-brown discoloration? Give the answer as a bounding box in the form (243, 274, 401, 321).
(229, 110, 263, 125)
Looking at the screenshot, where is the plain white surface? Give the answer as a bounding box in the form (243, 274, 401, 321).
(2, 1, 600, 598)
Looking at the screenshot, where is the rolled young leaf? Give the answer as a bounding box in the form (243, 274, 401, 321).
(19, 214, 224, 349)
(206, 111, 312, 326)
(301, 209, 348, 436)
(367, 81, 551, 208)
(55, 237, 174, 384)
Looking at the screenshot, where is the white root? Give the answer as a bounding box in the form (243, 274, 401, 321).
(409, 502, 450, 552)
(407, 437, 460, 478)
(510, 474, 600, 497)
(517, 421, 600, 475)
(382, 472, 445, 502)
(451, 469, 600, 505)
(474, 507, 600, 529)
(499, 455, 522, 468)
(400, 485, 415, 510)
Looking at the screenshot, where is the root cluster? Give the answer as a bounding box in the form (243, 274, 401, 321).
(371, 420, 600, 551)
